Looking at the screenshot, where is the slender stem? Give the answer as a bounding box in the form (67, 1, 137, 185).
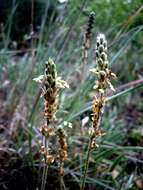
(60, 175, 66, 190)
(41, 165, 48, 190)
(41, 119, 49, 190)
(41, 137, 48, 190)
(28, 0, 35, 165)
(80, 136, 93, 190)
(41, 164, 46, 190)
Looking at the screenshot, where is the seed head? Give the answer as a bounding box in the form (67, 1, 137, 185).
(90, 33, 117, 146)
(91, 33, 116, 93)
(57, 128, 68, 175)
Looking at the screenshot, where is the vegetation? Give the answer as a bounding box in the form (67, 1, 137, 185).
(0, 0, 143, 190)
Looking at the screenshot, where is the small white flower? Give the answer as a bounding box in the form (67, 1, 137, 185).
(33, 75, 45, 83)
(57, 77, 69, 89)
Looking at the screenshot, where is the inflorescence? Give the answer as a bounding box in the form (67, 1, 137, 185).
(90, 33, 117, 148)
(33, 58, 69, 171)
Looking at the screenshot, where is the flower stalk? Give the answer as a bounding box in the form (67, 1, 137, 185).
(33, 58, 69, 190)
(81, 33, 117, 190)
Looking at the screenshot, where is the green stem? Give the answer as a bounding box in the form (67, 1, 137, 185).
(60, 175, 66, 190)
(80, 136, 93, 190)
(41, 165, 48, 190)
(41, 124, 49, 190)
(41, 164, 46, 190)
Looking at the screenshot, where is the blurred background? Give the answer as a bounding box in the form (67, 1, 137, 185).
(0, 0, 143, 189)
